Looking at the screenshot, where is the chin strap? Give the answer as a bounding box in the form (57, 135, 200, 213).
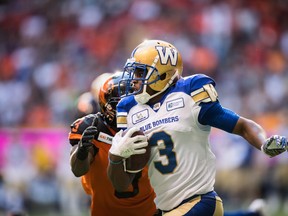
(135, 71, 179, 104)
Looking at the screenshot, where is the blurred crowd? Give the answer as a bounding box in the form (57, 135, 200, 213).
(0, 0, 288, 215)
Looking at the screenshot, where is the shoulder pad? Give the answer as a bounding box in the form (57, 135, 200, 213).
(70, 114, 98, 135)
(69, 112, 115, 145)
(69, 113, 99, 146)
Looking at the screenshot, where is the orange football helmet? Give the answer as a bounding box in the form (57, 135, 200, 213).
(98, 71, 131, 127)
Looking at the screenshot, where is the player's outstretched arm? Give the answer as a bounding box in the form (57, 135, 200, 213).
(70, 126, 98, 177)
(232, 117, 266, 150)
(232, 116, 287, 157)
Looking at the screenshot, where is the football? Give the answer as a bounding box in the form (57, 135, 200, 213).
(123, 128, 151, 173)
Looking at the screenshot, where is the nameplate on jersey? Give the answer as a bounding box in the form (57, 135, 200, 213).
(132, 109, 149, 124)
(191, 84, 218, 103)
(166, 98, 184, 111)
(97, 132, 113, 145)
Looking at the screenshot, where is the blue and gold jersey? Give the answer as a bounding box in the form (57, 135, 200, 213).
(116, 74, 239, 211)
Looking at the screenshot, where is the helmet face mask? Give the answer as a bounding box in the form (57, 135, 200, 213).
(120, 40, 183, 104)
(121, 62, 160, 97)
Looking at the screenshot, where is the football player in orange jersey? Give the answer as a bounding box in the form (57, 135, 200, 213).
(68, 71, 157, 216)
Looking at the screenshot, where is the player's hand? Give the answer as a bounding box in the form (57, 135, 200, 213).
(109, 127, 148, 158)
(261, 135, 287, 157)
(76, 126, 98, 160)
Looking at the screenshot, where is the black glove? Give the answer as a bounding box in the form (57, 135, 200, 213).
(76, 126, 98, 160)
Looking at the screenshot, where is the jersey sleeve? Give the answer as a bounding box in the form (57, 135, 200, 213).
(199, 102, 239, 133)
(116, 96, 137, 129)
(186, 74, 239, 133)
(188, 74, 218, 103)
(68, 114, 97, 146)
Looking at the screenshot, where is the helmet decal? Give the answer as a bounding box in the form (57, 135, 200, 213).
(155, 46, 178, 66)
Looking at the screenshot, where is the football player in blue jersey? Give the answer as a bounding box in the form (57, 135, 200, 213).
(107, 40, 287, 216)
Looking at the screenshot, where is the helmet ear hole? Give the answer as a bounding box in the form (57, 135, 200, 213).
(160, 73, 166, 80)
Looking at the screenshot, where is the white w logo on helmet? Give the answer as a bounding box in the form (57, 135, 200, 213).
(156, 46, 178, 66)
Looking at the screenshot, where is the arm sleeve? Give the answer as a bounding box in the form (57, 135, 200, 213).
(198, 102, 240, 133)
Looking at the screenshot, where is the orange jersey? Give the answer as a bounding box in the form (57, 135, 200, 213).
(69, 114, 156, 216)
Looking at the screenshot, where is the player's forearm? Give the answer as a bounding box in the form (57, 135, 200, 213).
(70, 147, 92, 177)
(232, 117, 267, 150)
(107, 153, 134, 192)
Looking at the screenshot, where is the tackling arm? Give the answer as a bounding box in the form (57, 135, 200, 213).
(68, 114, 99, 177)
(70, 144, 96, 177)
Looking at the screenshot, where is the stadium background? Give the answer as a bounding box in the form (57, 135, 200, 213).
(0, 0, 288, 215)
